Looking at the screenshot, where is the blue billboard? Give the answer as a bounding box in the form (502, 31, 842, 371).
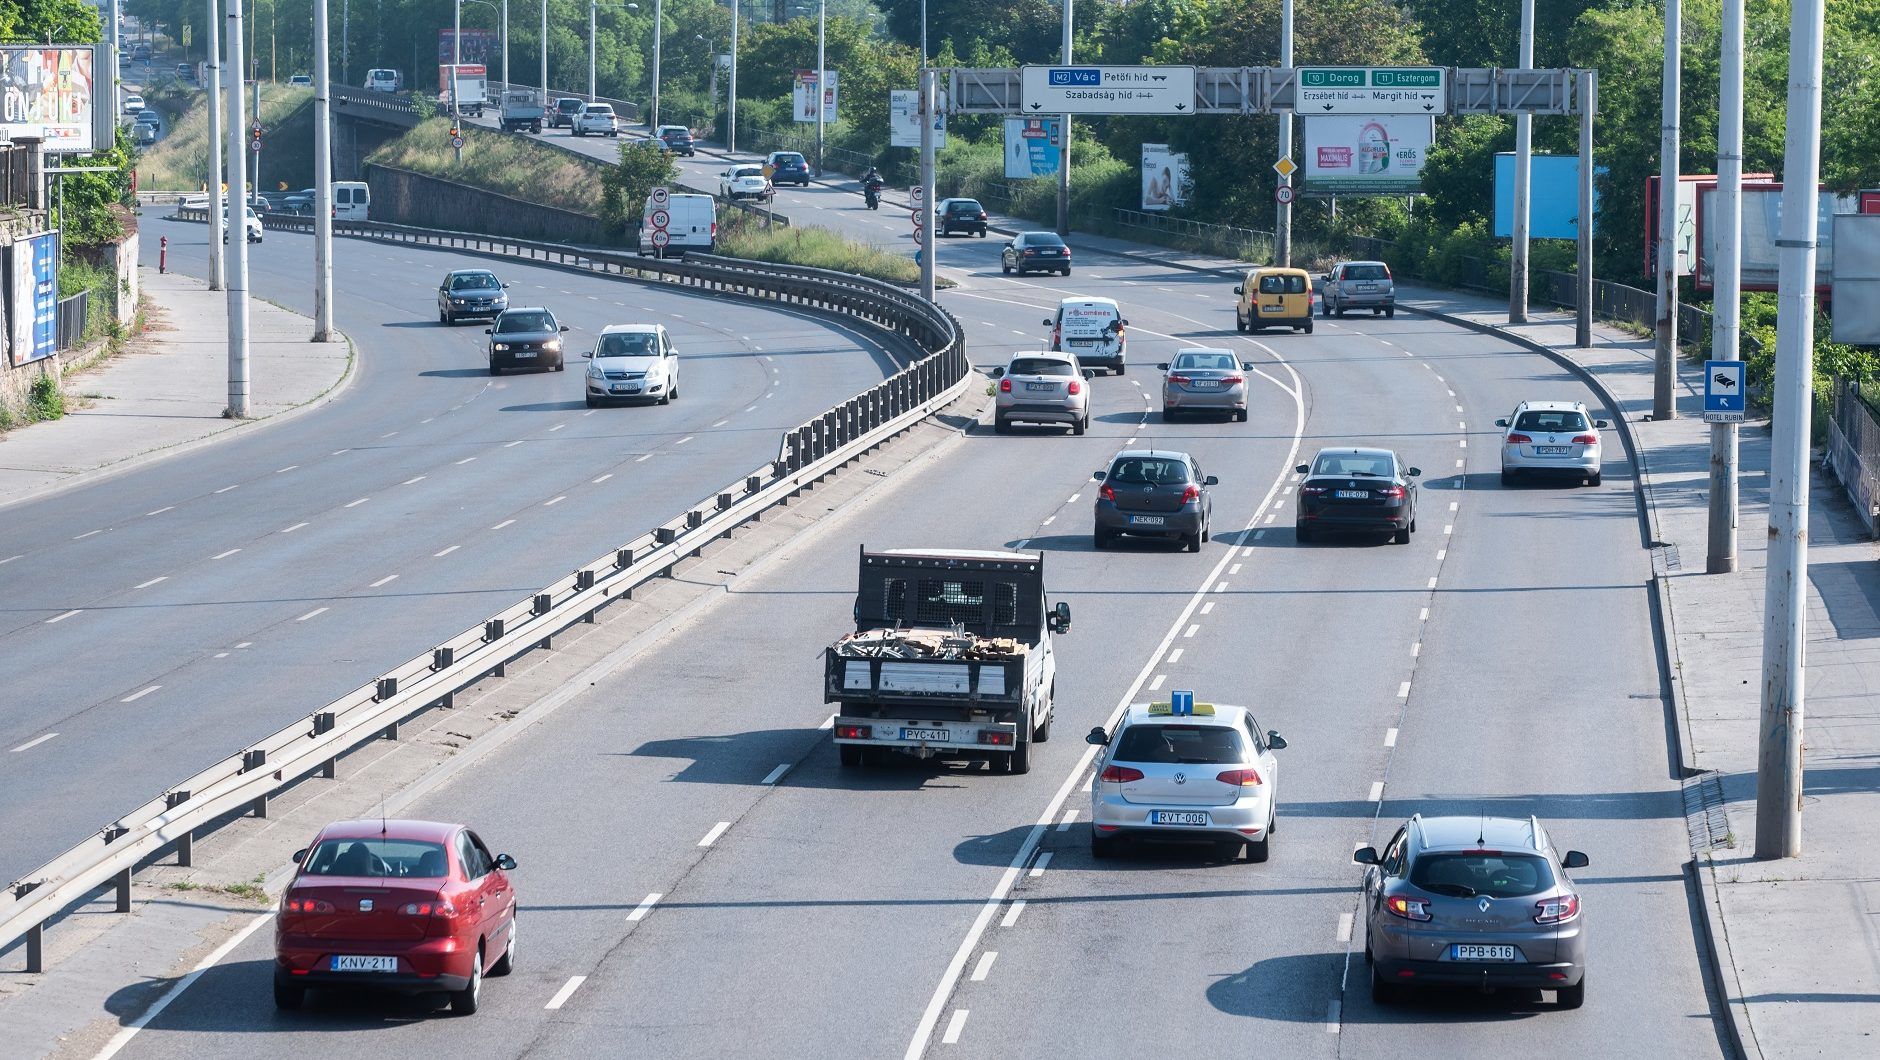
(1005, 118, 1062, 179)
(1493, 153, 1602, 240)
(7, 231, 58, 366)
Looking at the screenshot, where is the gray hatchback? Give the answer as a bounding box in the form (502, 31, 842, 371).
(1356, 814, 1589, 1008)
(1321, 260, 1396, 318)
(1092, 449, 1216, 552)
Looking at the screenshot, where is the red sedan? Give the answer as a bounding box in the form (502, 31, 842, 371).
(274, 819, 518, 1014)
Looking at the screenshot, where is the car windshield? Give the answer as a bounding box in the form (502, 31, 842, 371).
(450, 273, 499, 291)
(496, 312, 554, 333)
(1514, 410, 1590, 432)
(1410, 852, 1556, 898)
(1172, 352, 1236, 371)
(1312, 453, 1393, 478)
(597, 332, 658, 357)
(1114, 723, 1246, 765)
(301, 838, 449, 878)
(1108, 457, 1191, 486)
(1344, 264, 1389, 280)
(1009, 358, 1074, 377)
(775, 153, 805, 166)
(1258, 273, 1308, 294)
(1023, 233, 1066, 247)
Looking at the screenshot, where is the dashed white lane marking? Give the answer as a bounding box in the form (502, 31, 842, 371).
(1029, 852, 1053, 877)
(214, 652, 229, 659)
(1213, 581, 1228, 593)
(1057, 809, 1077, 832)
(1184, 624, 1200, 638)
(403, 475, 427, 485)
(1434, 375, 1445, 383)
(134, 576, 168, 589)
(942, 1010, 969, 1045)
(1397, 681, 1411, 698)
(1447, 389, 1456, 397)
(1456, 405, 1464, 412)
(47, 610, 83, 624)
(491, 519, 516, 530)
(712, 419, 729, 428)
(1253, 530, 1265, 540)
(1000, 901, 1026, 928)
(627, 893, 662, 922)
(1419, 607, 1429, 621)
(1437, 549, 1447, 561)
(422, 418, 435, 424)
(761, 763, 791, 785)
(549, 423, 567, 432)
(343, 497, 370, 508)
(744, 405, 758, 413)
(584, 410, 596, 417)
(544, 976, 587, 1010)
(1385, 727, 1399, 747)
(1459, 439, 1467, 448)
(1337, 913, 1354, 942)
(1326, 999, 1342, 1034)
(147, 506, 175, 516)
(275, 465, 298, 473)
(381, 431, 399, 438)
(544, 495, 567, 507)
(1230, 564, 1242, 575)
(296, 607, 329, 622)
(1455, 458, 1464, 467)
(1449, 501, 1459, 511)
(1369, 781, 1386, 802)
(1201, 602, 1215, 615)
(636, 453, 654, 462)
(1167, 648, 1185, 664)
(1411, 642, 1421, 658)
(369, 575, 398, 588)
(699, 821, 732, 847)
(504, 440, 525, 448)
(676, 436, 694, 445)
(1444, 524, 1454, 535)
(593, 473, 614, 484)
(332, 449, 350, 456)
(8, 733, 56, 753)
(0, 555, 19, 565)
(1264, 513, 1277, 524)
(971, 952, 998, 981)
(213, 484, 239, 494)
(456, 457, 477, 465)
(121, 685, 161, 703)
(1426, 576, 1439, 589)
(434, 545, 460, 557)
(74, 529, 104, 540)
(1148, 674, 1166, 690)
(1068, 493, 1081, 503)
(235, 642, 252, 649)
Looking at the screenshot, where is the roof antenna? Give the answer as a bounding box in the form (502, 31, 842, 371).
(1477, 816, 1486, 847)
(381, 792, 389, 837)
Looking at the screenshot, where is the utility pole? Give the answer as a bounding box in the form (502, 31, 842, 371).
(341, 0, 348, 82)
(1055, 0, 1070, 236)
(1575, 71, 1595, 347)
(919, 66, 935, 302)
(1653, 0, 1681, 421)
(452, 0, 462, 118)
(1755, 0, 1825, 862)
(1276, 0, 1293, 265)
(588, 0, 596, 101)
(207, 0, 225, 291)
(1708, 0, 1744, 573)
(1509, 0, 1534, 323)
(813, 0, 824, 176)
(313, 0, 335, 342)
(109, 0, 121, 130)
(651, 0, 663, 130)
(727, 0, 738, 152)
(225, 0, 251, 418)
(539, 0, 546, 100)
(252, 77, 261, 190)
(501, 0, 509, 95)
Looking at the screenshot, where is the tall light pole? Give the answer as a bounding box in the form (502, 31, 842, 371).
(814, 0, 823, 176)
(1276, 0, 1293, 264)
(341, 0, 347, 82)
(501, 0, 509, 94)
(313, 0, 334, 341)
(697, 33, 715, 117)
(206, 0, 224, 291)
(540, 0, 547, 99)
(452, 0, 462, 117)
(109, 0, 121, 130)
(224, 0, 251, 419)
(1509, 0, 1534, 322)
(588, 0, 596, 100)
(1056, 0, 1070, 236)
(727, 0, 738, 152)
(652, 0, 663, 130)
(1708, 0, 1744, 574)
(1755, 0, 1826, 862)
(1653, 0, 1681, 421)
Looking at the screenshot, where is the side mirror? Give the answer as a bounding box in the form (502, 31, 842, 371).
(502, 282, 511, 289)
(1050, 601, 1072, 634)
(291, 848, 308, 864)
(1083, 369, 1096, 380)
(1156, 362, 1170, 371)
(1092, 470, 1107, 481)
(1595, 419, 1610, 429)
(1120, 319, 1130, 326)
(1241, 361, 1257, 371)
(495, 853, 518, 871)
(560, 325, 570, 332)
(1294, 464, 1310, 474)
(990, 366, 1005, 378)
(1233, 285, 1244, 295)
(1267, 731, 1287, 750)
(483, 328, 492, 334)
(1042, 318, 1054, 326)
(1407, 467, 1422, 477)
(1204, 475, 1219, 486)
(1084, 726, 1109, 746)
(1561, 850, 1590, 870)
(1353, 846, 1381, 866)
(1495, 418, 1509, 427)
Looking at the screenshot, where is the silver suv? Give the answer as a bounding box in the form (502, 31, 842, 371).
(1321, 260, 1396, 318)
(1355, 814, 1589, 1008)
(992, 353, 1092, 434)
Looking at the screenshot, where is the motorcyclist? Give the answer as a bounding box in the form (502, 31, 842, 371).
(862, 167, 884, 209)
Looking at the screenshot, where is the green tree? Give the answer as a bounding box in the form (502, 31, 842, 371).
(600, 138, 678, 227)
(0, 0, 103, 42)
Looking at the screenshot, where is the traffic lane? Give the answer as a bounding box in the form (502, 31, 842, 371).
(938, 311, 1464, 1056)
(114, 360, 1302, 1059)
(0, 229, 908, 884)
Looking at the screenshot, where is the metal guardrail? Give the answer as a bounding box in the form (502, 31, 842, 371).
(1, 212, 968, 971)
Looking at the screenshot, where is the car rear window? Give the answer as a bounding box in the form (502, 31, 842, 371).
(496, 311, 554, 333)
(1115, 723, 1246, 764)
(775, 153, 805, 165)
(302, 838, 450, 878)
(598, 332, 658, 356)
(1108, 457, 1191, 485)
(1310, 453, 1393, 478)
(1344, 264, 1389, 280)
(1172, 352, 1236, 371)
(1258, 274, 1307, 294)
(450, 273, 499, 291)
(1024, 233, 1067, 247)
(1009, 358, 1074, 377)
(1410, 852, 1556, 898)
(1514, 410, 1590, 432)
(948, 201, 983, 214)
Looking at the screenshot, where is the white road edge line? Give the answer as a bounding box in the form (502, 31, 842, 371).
(92, 911, 273, 1060)
(544, 975, 587, 1010)
(761, 763, 791, 785)
(699, 821, 731, 847)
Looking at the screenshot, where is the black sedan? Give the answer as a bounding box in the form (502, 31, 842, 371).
(486, 307, 569, 374)
(1001, 232, 1072, 276)
(1295, 447, 1420, 544)
(439, 269, 511, 325)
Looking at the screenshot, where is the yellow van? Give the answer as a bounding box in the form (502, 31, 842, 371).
(1235, 267, 1315, 334)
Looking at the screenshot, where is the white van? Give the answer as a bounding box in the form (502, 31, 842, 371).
(365, 68, 402, 92)
(639, 192, 716, 257)
(332, 181, 370, 221)
(1047, 296, 1129, 375)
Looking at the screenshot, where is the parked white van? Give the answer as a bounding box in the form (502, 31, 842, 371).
(1047, 296, 1129, 375)
(638, 192, 716, 257)
(332, 181, 370, 220)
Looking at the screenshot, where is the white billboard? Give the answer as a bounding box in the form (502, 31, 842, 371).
(1303, 115, 1432, 195)
(1, 46, 107, 154)
(1140, 143, 1190, 211)
(793, 70, 838, 123)
(890, 89, 945, 149)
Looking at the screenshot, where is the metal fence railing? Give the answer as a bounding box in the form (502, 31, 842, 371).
(1827, 378, 1880, 537)
(1, 210, 969, 973)
(1113, 209, 1275, 263)
(55, 291, 89, 350)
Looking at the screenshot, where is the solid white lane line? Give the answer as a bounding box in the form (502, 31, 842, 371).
(9, 733, 56, 753)
(544, 495, 567, 507)
(121, 685, 161, 703)
(1385, 728, 1398, 747)
(943, 1010, 969, 1045)
(74, 529, 104, 540)
(971, 952, 998, 982)
(761, 763, 791, 785)
(1184, 624, 1200, 638)
(491, 519, 516, 530)
(1337, 913, 1354, 942)
(1148, 674, 1166, 690)
(699, 821, 731, 847)
(281, 522, 309, 533)
(434, 545, 460, 557)
(146, 506, 175, 516)
(1397, 682, 1411, 698)
(1000, 901, 1026, 928)
(1369, 781, 1385, 802)
(46, 610, 82, 624)
(1029, 852, 1053, 878)
(627, 893, 662, 921)
(545, 976, 587, 1010)
(369, 575, 399, 588)
(296, 607, 329, 621)
(344, 497, 370, 508)
(1167, 648, 1184, 664)
(91, 911, 274, 1060)
(593, 473, 614, 484)
(403, 475, 427, 485)
(213, 484, 239, 494)
(134, 576, 168, 589)
(455, 456, 476, 464)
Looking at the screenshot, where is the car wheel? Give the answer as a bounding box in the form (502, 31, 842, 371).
(1371, 963, 1402, 1005)
(658, 387, 671, 406)
(273, 971, 305, 1010)
(1115, 361, 1126, 375)
(1161, 408, 1174, 423)
(1393, 526, 1411, 545)
(1072, 413, 1087, 436)
(1321, 301, 1331, 318)
(585, 394, 599, 409)
(838, 743, 864, 768)
(1004, 735, 1031, 775)
(1385, 307, 1395, 319)
(1094, 528, 1113, 550)
(1033, 695, 1054, 742)
(1201, 519, 1211, 543)
(1001, 263, 1012, 275)
(1061, 267, 1072, 276)
(1304, 318, 1314, 334)
(1296, 523, 1313, 544)
(994, 415, 1011, 434)
(439, 309, 448, 324)
(1235, 408, 1249, 423)
(450, 946, 483, 1015)
(553, 359, 565, 372)
(1589, 471, 1602, 486)
(490, 917, 516, 976)
(1557, 977, 1586, 1009)
(1185, 532, 1202, 553)
(1501, 468, 1516, 487)
(1247, 820, 1272, 863)
(489, 363, 501, 376)
(1091, 831, 1118, 858)
(1374, 308, 1383, 316)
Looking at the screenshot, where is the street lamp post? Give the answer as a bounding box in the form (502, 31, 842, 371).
(727, 0, 738, 152)
(791, 2, 824, 176)
(452, 0, 462, 117)
(697, 33, 715, 117)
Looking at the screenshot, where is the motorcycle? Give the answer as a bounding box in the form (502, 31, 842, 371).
(863, 181, 883, 210)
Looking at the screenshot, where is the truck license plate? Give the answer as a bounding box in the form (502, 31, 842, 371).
(901, 727, 950, 742)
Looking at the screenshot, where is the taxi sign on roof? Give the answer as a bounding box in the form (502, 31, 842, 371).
(1149, 692, 1212, 716)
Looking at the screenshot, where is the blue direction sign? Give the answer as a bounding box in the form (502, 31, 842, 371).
(1704, 359, 1745, 422)
(1170, 689, 1195, 716)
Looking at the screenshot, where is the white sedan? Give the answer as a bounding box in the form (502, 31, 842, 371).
(221, 206, 264, 244)
(718, 165, 770, 201)
(573, 103, 619, 137)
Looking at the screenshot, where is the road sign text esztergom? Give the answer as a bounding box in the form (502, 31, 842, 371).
(1295, 67, 1446, 115)
(1020, 66, 1198, 115)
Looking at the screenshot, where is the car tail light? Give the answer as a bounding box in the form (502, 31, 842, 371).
(1379, 485, 1406, 499)
(283, 896, 334, 914)
(835, 724, 871, 740)
(1068, 380, 1082, 395)
(1385, 895, 1432, 921)
(1099, 765, 1145, 783)
(1181, 485, 1201, 504)
(1383, 265, 1393, 278)
(1100, 484, 1117, 502)
(1215, 768, 1263, 786)
(1221, 374, 1244, 385)
(1169, 373, 1192, 385)
(978, 730, 1014, 745)
(1507, 433, 1532, 444)
(1534, 893, 1581, 924)
(1024, 248, 1038, 256)
(399, 898, 458, 918)
(1572, 434, 1599, 445)
(977, 211, 988, 220)
(1299, 485, 1327, 495)
(711, 221, 718, 237)
(999, 378, 1012, 393)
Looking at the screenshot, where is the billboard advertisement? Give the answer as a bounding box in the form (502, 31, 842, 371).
(437, 29, 498, 68)
(1696, 184, 1861, 292)
(890, 89, 946, 149)
(1140, 143, 1190, 211)
(1494, 153, 1606, 241)
(1004, 118, 1061, 178)
(1304, 115, 1430, 195)
(793, 70, 838, 123)
(0, 46, 103, 154)
(7, 232, 59, 367)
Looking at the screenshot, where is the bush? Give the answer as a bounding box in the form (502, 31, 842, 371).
(600, 140, 680, 230)
(29, 374, 64, 421)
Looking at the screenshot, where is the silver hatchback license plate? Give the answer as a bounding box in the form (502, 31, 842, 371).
(1451, 944, 1517, 962)
(901, 727, 950, 742)
(332, 955, 398, 972)
(1151, 811, 1209, 826)
(1335, 489, 1369, 499)
(1130, 515, 1166, 526)
(1025, 382, 1056, 391)
(1535, 445, 1573, 455)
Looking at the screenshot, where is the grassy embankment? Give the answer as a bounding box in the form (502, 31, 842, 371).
(135, 84, 314, 191)
(716, 212, 920, 286)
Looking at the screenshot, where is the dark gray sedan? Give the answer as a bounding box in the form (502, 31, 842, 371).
(486, 307, 569, 374)
(1092, 449, 1216, 553)
(439, 269, 510, 325)
(1158, 347, 1256, 422)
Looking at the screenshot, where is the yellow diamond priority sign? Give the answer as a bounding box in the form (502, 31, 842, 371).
(1273, 156, 1297, 178)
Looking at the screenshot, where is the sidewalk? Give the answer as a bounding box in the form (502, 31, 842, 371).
(0, 268, 354, 509)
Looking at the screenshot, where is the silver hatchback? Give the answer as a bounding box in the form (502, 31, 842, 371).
(1356, 814, 1590, 1008)
(1321, 260, 1396, 318)
(992, 353, 1092, 434)
(1158, 347, 1255, 422)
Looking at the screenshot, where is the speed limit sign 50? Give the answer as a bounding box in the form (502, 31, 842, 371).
(650, 208, 671, 229)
